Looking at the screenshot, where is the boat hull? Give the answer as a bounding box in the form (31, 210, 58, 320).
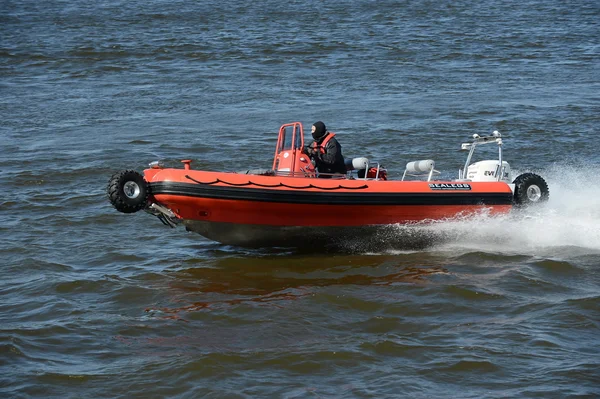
(143, 168, 513, 246)
(182, 220, 466, 249)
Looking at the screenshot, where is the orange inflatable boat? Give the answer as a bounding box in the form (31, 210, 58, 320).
(108, 122, 549, 247)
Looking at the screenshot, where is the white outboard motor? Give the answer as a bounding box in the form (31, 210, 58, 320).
(458, 131, 549, 206)
(466, 160, 511, 182)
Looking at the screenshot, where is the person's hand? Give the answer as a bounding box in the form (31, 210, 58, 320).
(303, 146, 316, 157)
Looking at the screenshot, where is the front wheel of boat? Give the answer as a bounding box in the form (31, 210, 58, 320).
(107, 170, 149, 213)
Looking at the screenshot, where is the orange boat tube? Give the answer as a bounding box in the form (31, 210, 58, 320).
(145, 168, 513, 226)
(128, 167, 511, 247)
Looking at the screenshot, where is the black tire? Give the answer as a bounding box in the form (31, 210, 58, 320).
(512, 173, 549, 207)
(107, 170, 149, 213)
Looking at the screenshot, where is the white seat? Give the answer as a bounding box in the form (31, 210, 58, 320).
(345, 157, 369, 171)
(402, 159, 439, 181)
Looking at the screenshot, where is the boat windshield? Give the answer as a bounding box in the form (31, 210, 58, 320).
(281, 125, 293, 151)
(279, 124, 303, 152)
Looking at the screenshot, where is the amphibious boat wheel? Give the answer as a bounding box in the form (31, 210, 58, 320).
(107, 170, 149, 213)
(512, 173, 549, 207)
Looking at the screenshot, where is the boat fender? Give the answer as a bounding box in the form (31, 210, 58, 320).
(406, 160, 435, 174)
(107, 170, 149, 214)
(512, 173, 549, 207)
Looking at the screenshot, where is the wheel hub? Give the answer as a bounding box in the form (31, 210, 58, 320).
(123, 181, 141, 199)
(526, 185, 542, 202)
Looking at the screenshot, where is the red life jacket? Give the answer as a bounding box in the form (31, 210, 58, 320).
(311, 133, 335, 154)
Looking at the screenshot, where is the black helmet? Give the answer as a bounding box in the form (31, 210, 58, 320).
(312, 121, 327, 140)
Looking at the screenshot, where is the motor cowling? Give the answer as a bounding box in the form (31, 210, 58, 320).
(466, 160, 511, 182)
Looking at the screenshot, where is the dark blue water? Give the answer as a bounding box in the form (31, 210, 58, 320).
(1, 0, 599, 397)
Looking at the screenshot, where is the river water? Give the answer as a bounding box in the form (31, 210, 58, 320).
(1, 0, 599, 398)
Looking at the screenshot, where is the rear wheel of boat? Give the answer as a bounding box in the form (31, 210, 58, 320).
(107, 170, 149, 213)
(512, 173, 549, 207)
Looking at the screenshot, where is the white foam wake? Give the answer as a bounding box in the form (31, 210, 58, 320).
(387, 164, 600, 256)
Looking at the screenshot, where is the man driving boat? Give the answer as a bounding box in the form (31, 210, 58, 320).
(304, 121, 346, 177)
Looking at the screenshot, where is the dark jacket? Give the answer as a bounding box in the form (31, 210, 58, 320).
(310, 133, 346, 176)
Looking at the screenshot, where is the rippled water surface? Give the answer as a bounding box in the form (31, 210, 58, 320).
(1, 0, 599, 398)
